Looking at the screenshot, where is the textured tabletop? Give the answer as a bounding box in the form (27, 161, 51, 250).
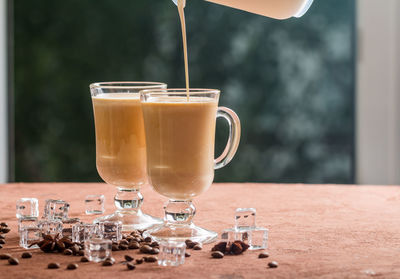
(0, 183, 399, 278)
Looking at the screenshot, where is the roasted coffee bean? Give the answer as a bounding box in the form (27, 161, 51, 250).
(258, 252, 269, 258)
(193, 244, 202, 250)
(63, 249, 73, 255)
(80, 256, 89, 262)
(150, 242, 159, 248)
(0, 239, 5, 245)
(1, 228, 10, 234)
(150, 248, 159, 255)
(230, 242, 243, 255)
(67, 263, 78, 270)
(211, 251, 224, 259)
(105, 257, 115, 264)
(127, 262, 136, 270)
(0, 235, 5, 239)
(70, 244, 79, 255)
(102, 260, 113, 266)
(112, 244, 119, 251)
(144, 237, 152, 243)
(78, 250, 85, 256)
(0, 244, 3, 249)
(211, 242, 227, 253)
(119, 239, 129, 246)
(140, 245, 152, 254)
(186, 240, 196, 249)
(124, 255, 134, 262)
(0, 222, 7, 227)
(8, 257, 19, 265)
(268, 261, 278, 268)
(185, 252, 191, 257)
(135, 258, 144, 264)
(21, 252, 32, 258)
(48, 262, 60, 269)
(0, 253, 11, 259)
(119, 244, 128, 250)
(235, 240, 249, 252)
(144, 255, 157, 263)
(128, 242, 140, 249)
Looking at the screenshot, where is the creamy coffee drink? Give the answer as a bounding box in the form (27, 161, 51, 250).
(92, 93, 146, 188)
(142, 96, 218, 200)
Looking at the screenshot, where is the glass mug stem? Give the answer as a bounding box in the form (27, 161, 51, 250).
(114, 188, 143, 212)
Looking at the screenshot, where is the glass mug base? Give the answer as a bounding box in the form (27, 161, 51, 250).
(143, 223, 218, 244)
(94, 210, 162, 231)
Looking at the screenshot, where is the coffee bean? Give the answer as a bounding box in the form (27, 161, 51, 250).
(211, 251, 224, 259)
(230, 242, 243, 255)
(119, 239, 129, 246)
(140, 244, 152, 254)
(1, 228, 10, 234)
(124, 255, 134, 262)
(186, 241, 196, 249)
(112, 244, 119, 251)
(211, 242, 227, 253)
(0, 253, 11, 259)
(258, 252, 269, 258)
(135, 258, 144, 264)
(21, 252, 32, 258)
(78, 250, 84, 256)
(67, 263, 78, 270)
(268, 261, 278, 268)
(193, 244, 202, 250)
(0, 239, 5, 245)
(150, 248, 159, 255)
(70, 244, 79, 255)
(0, 244, 3, 249)
(105, 257, 115, 264)
(128, 242, 140, 249)
(144, 237, 152, 243)
(80, 256, 89, 262)
(102, 260, 113, 266)
(185, 252, 191, 257)
(150, 241, 159, 247)
(127, 262, 136, 270)
(0, 235, 5, 239)
(144, 255, 157, 263)
(0, 222, 7, 227)
(63, 249, 73, 255)
(119, 244, 128, 250)
(8, 257, 19, 265)
(48, 262, 60, 269)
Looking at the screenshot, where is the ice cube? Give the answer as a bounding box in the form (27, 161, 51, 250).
(16, 198, 39, 219)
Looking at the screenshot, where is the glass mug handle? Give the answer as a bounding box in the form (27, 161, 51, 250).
(214, 107, 241, 169)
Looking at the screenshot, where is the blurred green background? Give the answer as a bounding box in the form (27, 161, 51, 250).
(13, 0, 355, 183)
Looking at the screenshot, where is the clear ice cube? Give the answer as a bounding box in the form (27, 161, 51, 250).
(84, 238, 112, 262)
(16, 198, 39, 219)
(249, 227, 268, 250)
(221, 228, 250, 245)
(38, 219, 63, 237)
(62, 218, 81, 239)
(235, 208, 256, 231)
(158, 241, 186, 266)
(18, 217, 38, 233)
(20, 226, 41, 249)
(72, 223, 103, 243)
(97, 221, 122, 242)
(85, 195, 105, 215)
(43, 199, 70, 220)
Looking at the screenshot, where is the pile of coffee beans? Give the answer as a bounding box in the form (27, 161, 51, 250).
(210, 241, 249, 257)
(0, 222, 10, 249)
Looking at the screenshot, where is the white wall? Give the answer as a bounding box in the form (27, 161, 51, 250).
(0, 0, 8, 183)
(356, 0, 400, 184)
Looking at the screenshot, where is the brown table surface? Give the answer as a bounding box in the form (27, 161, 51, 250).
(0, 183, 400, 278)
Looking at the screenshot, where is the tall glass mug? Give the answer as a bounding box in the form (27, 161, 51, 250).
(140, 89, 240, 243)
(89, 82, 166, 231)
